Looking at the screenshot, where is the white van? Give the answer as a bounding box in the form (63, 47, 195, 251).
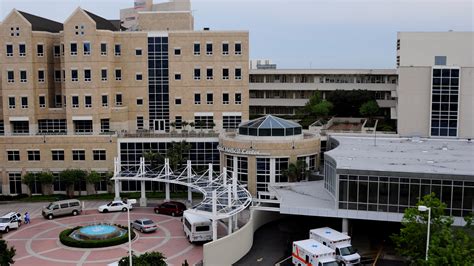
(182, 211, 212, 243)
(292, 239, 338, 266)
(309, 227, 361, 265)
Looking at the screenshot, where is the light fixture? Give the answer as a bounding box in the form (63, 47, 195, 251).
(418, 205, 431, 261)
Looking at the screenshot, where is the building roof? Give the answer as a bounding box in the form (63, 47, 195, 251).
(238, 115, 302, 137)
(325, 136, 474, 177)
(250, 69, 397, 75)
(18, 11, 63, 33)
(84, 10, 120, 31)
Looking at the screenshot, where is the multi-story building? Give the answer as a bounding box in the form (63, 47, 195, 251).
(249, 69, 398, 118)
(0, 0, 249, 195)
(397, 32, 474, 138)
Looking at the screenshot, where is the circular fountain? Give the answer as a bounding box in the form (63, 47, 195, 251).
(70, 224, 126, 241)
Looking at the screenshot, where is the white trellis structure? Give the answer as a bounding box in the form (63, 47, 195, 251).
(111, 157, 252, 240)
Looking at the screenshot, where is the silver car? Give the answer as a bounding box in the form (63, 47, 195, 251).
(131, 218, 157, 233)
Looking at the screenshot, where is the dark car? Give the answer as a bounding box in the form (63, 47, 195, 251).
(154, 201, 187, 217)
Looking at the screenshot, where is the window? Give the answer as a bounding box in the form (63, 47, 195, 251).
(93, 150, 106, 161)
(222, 42, 229, 55)
(27, 150, 40, 161)
(235, 68, 242, 80)
(19, 44, 26, 56)
(207, 68, 213, 80)
(7, 71, 14, 83)
(54, 70, 61, 82)
(136, 73, 143, 80)
(206, 42, 213, 55)
(85, 95, 92, 108)
(430, 67, 459, 137)
(114, 44, 121, 56)
(72, 150, 85, 161)
(136, 98, 144, 106)
(175, 73, 181, 80)
(54, 45, 60, 57)
(194, 93, 201, 104)
(39, 95, 46, 108)
(61, 43, 64, 55)
(9, 173, 22, 194)
(38, 119, 67, 134)
(72, 96, 79, 108)
(175, 98, 182, 105)
(207, 93, 213, 104)
(223, 116, 242, 129)
(115, 94, 123, 106)
(101, 69, 108, 81)
(55, 95, 62, 107)
(84, 69, 91, 81)
(7, 150, 20, 161)
(101, 43, 107, 55)
(235, 42, 242, 55)
(435, 56, 447, 66)
(37, 44, 44, 56)
(222, 68, 229, 80)
(20, 70, 27, 83)
(193, 43, 200, 55)
(38, 70, 45, 82)
(115, 69, 122, 81)
(70, 43, 77, 55)
(8, 97, 15, 109)
(11, 121, 29, 134)
(102, 95, 108, 107)
(136, 116, 144, 129)
(71, 69, 78, 81)
(175, 116, 182, 129)
(100, 119, 110, 133)
(73, 120, 93, 134)
(21, 97, 28, 108)
(194, 68, 201, 80)
(194, 116, 214, 129)
(83, 42, 91, 55)
(135, 48, 142, 56)
(62, 69, 66, 81)
(174, 48, 181, 55)
(52, 150, 65, 161)
(223, 93, 229, 104)
(6, 44, 13, 56)
(235, 93, 242, 104)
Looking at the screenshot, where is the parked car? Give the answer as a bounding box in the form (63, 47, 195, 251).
(42, 199, 82, 220)
(131, 218, 157, 233)
(154, 201, 186, 217)
(98, 200, 133, 213)
(0, 213, 21, 233)
(2, 212, 22, 226)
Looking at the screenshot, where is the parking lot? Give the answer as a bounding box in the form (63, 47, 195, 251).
(0, 201, 204, 266)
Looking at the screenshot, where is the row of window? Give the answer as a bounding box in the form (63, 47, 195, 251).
(192, 92, 242, 105)
(6, 149, 107, 162)
(177, 42, 242, 56)
(176, 67, 242, 81)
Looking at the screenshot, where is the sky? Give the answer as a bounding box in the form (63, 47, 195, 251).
(1, 0, 472, 69)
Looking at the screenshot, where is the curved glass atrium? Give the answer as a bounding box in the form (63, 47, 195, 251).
(238, 115, 302, 137)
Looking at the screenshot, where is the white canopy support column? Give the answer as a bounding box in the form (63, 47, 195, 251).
(208, 163, 213, 182)
(187, 160, 192, 204)
(165, 158, 170, 201)
(227, 184, 232, 235)
(212, 190, 218, 241)
(139, 157, 147, 207)
(114, 157, 121, 200)
(232, 171, 239, 230)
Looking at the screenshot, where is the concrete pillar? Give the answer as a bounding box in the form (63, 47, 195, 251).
(140, 180, 147, 207)
(187, 160, 192, 204)
(342, 218, 349, 234)
(212, 219, 218, 241)
(114, 179, 120, 200)
(228, 217, 233, 235)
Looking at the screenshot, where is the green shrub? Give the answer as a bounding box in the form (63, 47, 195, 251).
(59, 224, 136, 248)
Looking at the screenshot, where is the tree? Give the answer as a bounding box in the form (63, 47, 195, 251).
(60, 169, 87, 197)
(326, 89, 375, 117)
(143, 150, 164, 169)
(181, 121, 189, 131)
(38, 172, 54, 195)
(167, 141, 192, 170)
(22, 173, 37, 196)
(311, 100, 333, 118)
(300, 92, 334, 123)
(391, 193, 474, 265)
(359, 100, 379, 123)
(0, 236, 16, 266)
(282, 160, 307, 182)
(119, 251, 166, 266)
(85, 171, 103, 195)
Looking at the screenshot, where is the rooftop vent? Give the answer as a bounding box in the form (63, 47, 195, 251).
(203, 27, 210, 31)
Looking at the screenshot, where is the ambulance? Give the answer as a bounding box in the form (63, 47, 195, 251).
(292, 239, 338, 266)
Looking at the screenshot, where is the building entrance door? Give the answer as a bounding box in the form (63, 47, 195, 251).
(154, 119, 166, 132)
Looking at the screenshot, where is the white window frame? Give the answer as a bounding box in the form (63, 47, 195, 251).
(71, 94, 79, 108)
(115, 68, 122, 81)
(135, 48, 143, 56)
(7, 69, 14, 83)
(206, 42, 213, 56)
(100, 42, 107, 56)
(235, 41, 242, 55)
(84, 95, 92, 108)
(38, 94, 46, 108)
(193, 42, 201, 56)
(20, 69, 27, 83)
(222, 41, 229, 56)
(19, 42, 26, 57)
(6, 43, 13, 57)
(21, 95, 28, 109)
(37, 43, 44, 57)
(83, 41, 91, 56)
(38, 68, 45, 83)
(101, 68, 108, 81)
(101, 94, 109, 107)
(135, 73, 143, 81)
(70, 42, 78, 56)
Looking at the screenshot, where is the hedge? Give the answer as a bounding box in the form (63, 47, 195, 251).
(59, 224, 136, 248)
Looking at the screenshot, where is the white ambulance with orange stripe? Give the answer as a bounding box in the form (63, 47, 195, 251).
(292, 239, 338, 266)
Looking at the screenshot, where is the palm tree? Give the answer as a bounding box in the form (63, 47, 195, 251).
(167, 140, 192, 169)
(143, 150, 164, 169)
(282, 160, 308, 182)
(181, 121, 189, 132)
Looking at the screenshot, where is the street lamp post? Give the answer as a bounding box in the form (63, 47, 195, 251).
(127, 203, 132, 266)
(418, 205, 431, 261)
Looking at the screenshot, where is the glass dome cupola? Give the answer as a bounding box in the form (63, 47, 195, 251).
(238, 115, 302, 137)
